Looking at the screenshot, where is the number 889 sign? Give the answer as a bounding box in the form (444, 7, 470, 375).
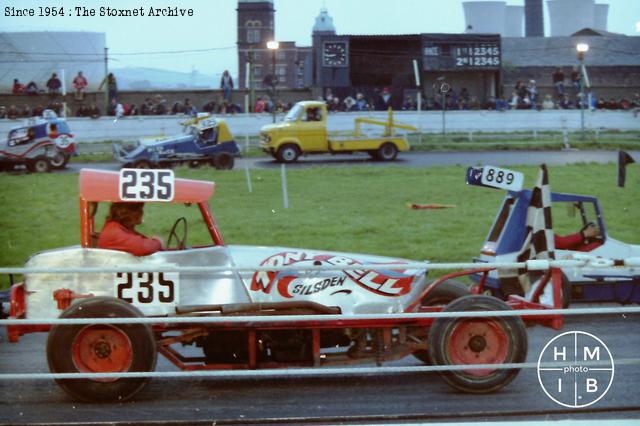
(119, 169, 175, 202)
(480, 165, 524, 191)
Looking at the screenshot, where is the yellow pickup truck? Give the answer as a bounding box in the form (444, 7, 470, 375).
(260, 100, 416, 163)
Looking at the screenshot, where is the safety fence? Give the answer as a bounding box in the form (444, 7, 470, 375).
(1, 257, 639, 380)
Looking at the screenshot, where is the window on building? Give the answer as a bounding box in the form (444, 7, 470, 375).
(253, 65, 263, 78)
(276, 50, 286, 61)
(276, 65, 287, 77)
(245, 20, 262, 44)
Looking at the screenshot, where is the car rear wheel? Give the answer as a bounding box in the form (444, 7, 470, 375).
(133, 160, 153, 169)
(428, 295, 527, 394)
(414, 280, 470, 364)
(50, 152, 70, 169)
(375, 142, 398, 161)
(47, 297, 157, 402)
(213, 152, 235, 170)
(276, 144, 300, 163)
(28, 157, 51, 173)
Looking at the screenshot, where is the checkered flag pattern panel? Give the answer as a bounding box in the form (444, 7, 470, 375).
(499, 164, 555, 296)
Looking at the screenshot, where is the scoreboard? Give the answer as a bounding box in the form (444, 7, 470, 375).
(421, 35, 501, 71)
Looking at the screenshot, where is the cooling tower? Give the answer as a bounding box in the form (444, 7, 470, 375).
(547, 0, 596, 36)
(505, 5, 524, 37)
(463, 1, 506, 34)
(525, 0, 544, 37)
(594, 3, 609, 31)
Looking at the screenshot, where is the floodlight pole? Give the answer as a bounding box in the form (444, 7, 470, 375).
(576, 43, 589, 141)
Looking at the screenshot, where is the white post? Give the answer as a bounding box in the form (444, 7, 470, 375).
(413, 59, 422, 146)
(61, 69, 67, 118)
(281, 164, 289, 209)
(244, 93, 249, 116)
(244, 133, 250, 153)
(244, 161, 253, 193)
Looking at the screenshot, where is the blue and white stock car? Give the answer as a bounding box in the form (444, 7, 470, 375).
(0, 110, 76, 172)
(469, 166, 640, 305)
(113, 115, 240, 170)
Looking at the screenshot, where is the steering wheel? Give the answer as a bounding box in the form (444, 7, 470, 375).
(580, 221, 602, 244)
(167, 217, 188, 250)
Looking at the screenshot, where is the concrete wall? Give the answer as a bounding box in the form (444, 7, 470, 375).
(464, 1, 506, 34)
(505, 6, 524, 37)
(1, 110, 636, 143)
(547, 0, 595, 37)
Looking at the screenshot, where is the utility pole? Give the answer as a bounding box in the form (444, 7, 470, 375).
(103, 47, 109, 113)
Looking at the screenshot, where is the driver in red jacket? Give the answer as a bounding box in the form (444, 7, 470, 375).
(554, 222, 601, 252)
(97, 203, 163, 256)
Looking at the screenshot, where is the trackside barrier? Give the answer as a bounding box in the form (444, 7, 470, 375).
(1, 257, 639, 379)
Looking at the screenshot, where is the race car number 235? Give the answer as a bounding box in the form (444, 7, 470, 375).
(114, 272, 179, 305)
(119, 169, 175, 202)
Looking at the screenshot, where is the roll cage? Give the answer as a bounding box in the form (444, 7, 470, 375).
(78, 169, 224, 248)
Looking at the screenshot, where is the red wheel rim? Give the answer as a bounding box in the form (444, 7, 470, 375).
(447, 319, 509, 377)
(72, 325, 133, 382)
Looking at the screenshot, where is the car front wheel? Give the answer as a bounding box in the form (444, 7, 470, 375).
(276, 144, 300, 163)
(28, 157, 52, 173)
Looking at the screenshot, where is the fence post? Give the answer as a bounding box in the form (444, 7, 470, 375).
(281, 164, 289, 209)
(468, 131, 473, 142)
(245, 133, 250, 153)
(244, 162, 253, 193)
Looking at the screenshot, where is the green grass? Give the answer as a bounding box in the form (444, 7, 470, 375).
(1, 163, 639, 289)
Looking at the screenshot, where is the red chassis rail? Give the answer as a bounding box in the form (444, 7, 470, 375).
(6, 267, 564, 371)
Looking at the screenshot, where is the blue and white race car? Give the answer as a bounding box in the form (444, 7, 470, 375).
(113, 115, 240, 170)
(0, 110, 76, 172)
(471, 168, 640, 305)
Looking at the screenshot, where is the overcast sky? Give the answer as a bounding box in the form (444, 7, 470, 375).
(1, 0, 638, 79)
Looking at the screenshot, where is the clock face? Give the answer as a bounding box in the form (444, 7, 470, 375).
(323, 42, 348, 67)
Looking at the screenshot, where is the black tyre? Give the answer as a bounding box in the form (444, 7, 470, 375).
(46, 297, 157, 402)
(213, 152, 235, 170)
(428, 295, 527, 394)
(414, 280, 470, 364)
(133, 160, 153, 169)
(28, 157, 51, 173)
(276, 144, 300, 163)
(50, 152, 70, 169)
(375, 142, 398, 161)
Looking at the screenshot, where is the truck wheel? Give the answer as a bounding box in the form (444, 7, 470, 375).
(133, 160, 153, 169)
(428, 295, 527, 393)
(213, 152, 235, 170)
(375, 143, 398, 161)
(46, 297, 157, 402)
(276, 144, 300, 163)
(50, 152, 70, 169)
(28, 157, 52, 173)
(414, 280, 470, 364)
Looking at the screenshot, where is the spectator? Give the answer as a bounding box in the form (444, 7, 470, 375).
(220, 70, 234, 103)
(32, 105, 44, 117)
(605, 98, 619, 110)
(171, 101, 185, 115)
(0, 106, 6, 119)
(184, 98, 197, 116)
(376, 87, 393, 111)
(354, 93, 368, 111)
(496, 96, 509, 111)
(327, 96, 343, 112)
(559, 94, 572, 109)
(552, 67, 565, 96)
(99, 73, 118, 103)
(46, 73, 62, 96)
(343, 95, 356, 111)
(509, 91, 519, 109)
(570, 66, 581, 92)
(254, 97, 266, 113)
(20, 104, 31, 117)
(402, 95, 416, 111)
(140, 98, 153, 115)
(468, 96, 481, 110)
(25, 81, 39, 95)
(127, 104, 139, 116)
(528, 80, 538, 107)
(324, 88, 334, 104)
(88, 104, 100, 118)
(76, 104, 89, 117)
(542, 94, 555, 110)
(12, 79, 25, 94)
(6, 105, 19, 119)
(72, 71, 88, 101)
(153, 95, 167, 115)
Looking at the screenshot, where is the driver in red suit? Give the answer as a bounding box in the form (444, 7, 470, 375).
(97, 203, 163, 256)
(554, 222, 601, 252)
